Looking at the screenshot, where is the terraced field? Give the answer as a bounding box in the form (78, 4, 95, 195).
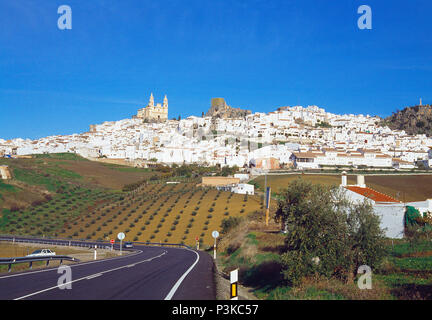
(1, 185, 121, 237)
(62, 182, 263, 247)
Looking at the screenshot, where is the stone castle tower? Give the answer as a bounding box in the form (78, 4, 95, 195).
(137, 93, 168, 121)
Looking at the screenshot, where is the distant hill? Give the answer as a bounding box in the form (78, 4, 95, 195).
(206, 98, 251, 119)
(382, 104, 432, 136)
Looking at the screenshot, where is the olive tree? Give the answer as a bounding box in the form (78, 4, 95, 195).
(275, 179, 386, 286)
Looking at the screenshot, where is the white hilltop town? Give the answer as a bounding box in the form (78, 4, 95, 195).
(1, 94, 432, 171)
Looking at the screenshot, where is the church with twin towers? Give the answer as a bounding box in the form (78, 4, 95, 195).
(136, 93, 168, 122)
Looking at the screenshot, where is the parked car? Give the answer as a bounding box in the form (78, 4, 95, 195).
(26, 249, 56, 257)
(123, 242, 133, 249)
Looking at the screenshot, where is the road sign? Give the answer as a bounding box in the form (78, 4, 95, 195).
(117, 232, 125, 256)
(110, 239, 114, 244)
(212, 231, 219, 260)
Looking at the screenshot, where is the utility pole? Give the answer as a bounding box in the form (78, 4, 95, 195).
(264, 172, 267, 206)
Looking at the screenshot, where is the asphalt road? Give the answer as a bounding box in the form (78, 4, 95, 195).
(0, 238, 216, 300)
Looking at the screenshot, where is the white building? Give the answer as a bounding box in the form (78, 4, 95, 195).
(231, 183, 254, 195)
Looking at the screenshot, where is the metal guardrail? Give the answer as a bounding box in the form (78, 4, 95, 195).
(0, 234, 194, 250)
(0, 237, 113, 250)
(0, 236, 195, 274)
(0, 255, 79, 273)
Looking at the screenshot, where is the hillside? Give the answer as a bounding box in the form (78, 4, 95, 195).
(383, 104, 432, 136)
(61, 182, 262, 246)
(0, 154, 263, 246)
(0, 153, 154, 211)
(0, 153, 163, 238)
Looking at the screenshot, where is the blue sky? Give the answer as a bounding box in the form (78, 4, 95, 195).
(0, 0, 431, 140)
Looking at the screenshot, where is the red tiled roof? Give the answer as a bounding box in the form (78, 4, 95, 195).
(345, 186, 400, 203)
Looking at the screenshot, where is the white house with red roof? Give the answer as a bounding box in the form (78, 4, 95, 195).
(340, 173, 432, 238)
(341, 173, 406, 239)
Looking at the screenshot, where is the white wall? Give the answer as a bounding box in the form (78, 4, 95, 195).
(374, 204, 405, 239)
(344, 188, 405, 239)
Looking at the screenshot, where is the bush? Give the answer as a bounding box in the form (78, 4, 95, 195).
(275, 179, 386, 286)
(220, 216, 242, 234)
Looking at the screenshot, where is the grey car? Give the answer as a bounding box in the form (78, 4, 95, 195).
(123, 242, 133, 249)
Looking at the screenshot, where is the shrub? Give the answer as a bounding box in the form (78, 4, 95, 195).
(275, 179, 386, 286)
(221, 216, 242, 234)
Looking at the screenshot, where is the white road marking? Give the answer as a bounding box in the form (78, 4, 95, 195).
(13, 251, 167, 300)
(86, 273, 102, 280)
(164, 248, 200, 300)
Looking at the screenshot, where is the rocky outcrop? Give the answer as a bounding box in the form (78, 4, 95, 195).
(383, 105, 432, 136)
(206, 98, 251, 119)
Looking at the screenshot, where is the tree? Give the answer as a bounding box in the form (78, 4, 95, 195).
(221, 165, 239, 177)
(275, 179, 386, 286)
(175, 164, 193, 177)
(346, 199, 387, 277)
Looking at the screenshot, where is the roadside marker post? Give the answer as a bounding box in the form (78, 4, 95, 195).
(212, 231, 219, 260)
(110, 239, 114, 251)
(196, 236, 199, 250)
(230, 269, 239, 300)
(94, 245, 97, 260)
